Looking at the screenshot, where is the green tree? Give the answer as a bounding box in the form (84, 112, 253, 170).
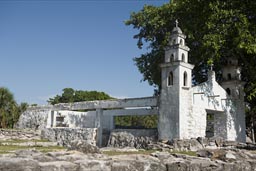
(114, 115, 158, 129)
(48, 88, 113, 105)
(126, 0, 256, 88)
(126, 0, 256, 131)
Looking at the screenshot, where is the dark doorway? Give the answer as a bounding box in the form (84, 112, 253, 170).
(206, 113, 214, 137)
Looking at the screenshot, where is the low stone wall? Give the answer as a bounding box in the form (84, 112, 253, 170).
(0, 129, 40, 140)
(41, 128, 97, 146)
(107, 129, 158, 149)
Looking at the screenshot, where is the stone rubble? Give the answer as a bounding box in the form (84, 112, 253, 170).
(67, 140, 100, 154)
(107, 130, 251, 152)
(41, 128, 97, 146)
(0, 148, 255, 171)
(1, 129, 256, 170)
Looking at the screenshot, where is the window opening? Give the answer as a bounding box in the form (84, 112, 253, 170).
(182, 53, 185, 62)
(170, 54, 174, 62)
(180, 39, 183, 45)
(206, 113, 214, 138)
(173, 39, 176, 45)
(227, 73, 232, 80)
(168, 72, 173, 86)
(183, 71, 188, 86)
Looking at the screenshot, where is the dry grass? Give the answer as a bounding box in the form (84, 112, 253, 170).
(103, 149, 197, 157)
(0, 139, 66, 154)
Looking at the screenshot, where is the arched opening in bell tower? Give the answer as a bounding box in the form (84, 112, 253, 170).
(171, 54, 174, 62)
(182, 53, 185, 62)
(180, 39, 183, 45)
(167, 72, 173, 86)
(227, 73, 232, 80)
(183, 71, 188, 86)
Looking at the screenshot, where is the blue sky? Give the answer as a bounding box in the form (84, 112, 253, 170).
(0, 0, 169, 105)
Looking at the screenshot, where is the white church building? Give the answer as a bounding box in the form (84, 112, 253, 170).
(17, 22, 246, 146)
(158, 22, 246, 142)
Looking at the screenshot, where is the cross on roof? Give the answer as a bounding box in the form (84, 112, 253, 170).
(175, 19, 179, 27)
(210, 64, 214, 71)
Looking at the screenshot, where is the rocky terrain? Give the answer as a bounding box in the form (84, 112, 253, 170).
(1, 129, 256, 171)
(1, 146, 256, 171)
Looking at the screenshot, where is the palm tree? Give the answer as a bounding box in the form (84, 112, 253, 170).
(0, 87, 17, 128)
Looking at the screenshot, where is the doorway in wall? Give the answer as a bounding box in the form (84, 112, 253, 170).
(206, 113, 214, 137)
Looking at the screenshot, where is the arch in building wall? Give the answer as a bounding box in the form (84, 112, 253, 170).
(171, 54, 174, 62)
(167, 72, 173, 86)
(180, 39, 183, 45)
(183, 71, 188, 86)
(182, 53, 185, 62)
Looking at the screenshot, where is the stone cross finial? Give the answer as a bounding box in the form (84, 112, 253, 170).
(210, 64, 214, 71)
(175, 19, 179, 27)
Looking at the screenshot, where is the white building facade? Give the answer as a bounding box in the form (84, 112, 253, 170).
(158, 23, 246, 142)
(18, 23, 246, 145)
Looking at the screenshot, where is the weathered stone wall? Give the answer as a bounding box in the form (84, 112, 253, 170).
(179, 87, 192, 139)
(158, 78, 180, 140)
(189, 76, 246, 142)
(17, 97, 158, 132)
(41, 128, 97, 146)
(107, 129, 158, 149)
(187, 106, 207, 138)
(15, 108, 50, 130)
(46, 110, 96, 128)
(46, 108, 158, 131)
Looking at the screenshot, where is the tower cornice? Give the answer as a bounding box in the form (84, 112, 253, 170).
(160, 61, 194, 70)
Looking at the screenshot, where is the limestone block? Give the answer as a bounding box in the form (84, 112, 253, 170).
(41, 128, 97, 146)
(107, 129, 157, 149)
(75, 160, 112, 171)
(68, 140, 100, 154)
(39, 161, 79, 171)
(0, 158, 40, 171)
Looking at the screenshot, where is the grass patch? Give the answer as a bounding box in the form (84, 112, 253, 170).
(0, 145, 66, 154)
(0, 139, 50, 144)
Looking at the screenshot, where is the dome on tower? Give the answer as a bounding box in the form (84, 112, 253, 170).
(172, 26, 183, 34)
(172, 19, 183, 34)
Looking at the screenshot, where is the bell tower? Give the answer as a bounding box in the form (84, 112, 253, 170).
(221, 58, 246, 142)
(158, 20, 194, 140)
(221, 58, 244, 100)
